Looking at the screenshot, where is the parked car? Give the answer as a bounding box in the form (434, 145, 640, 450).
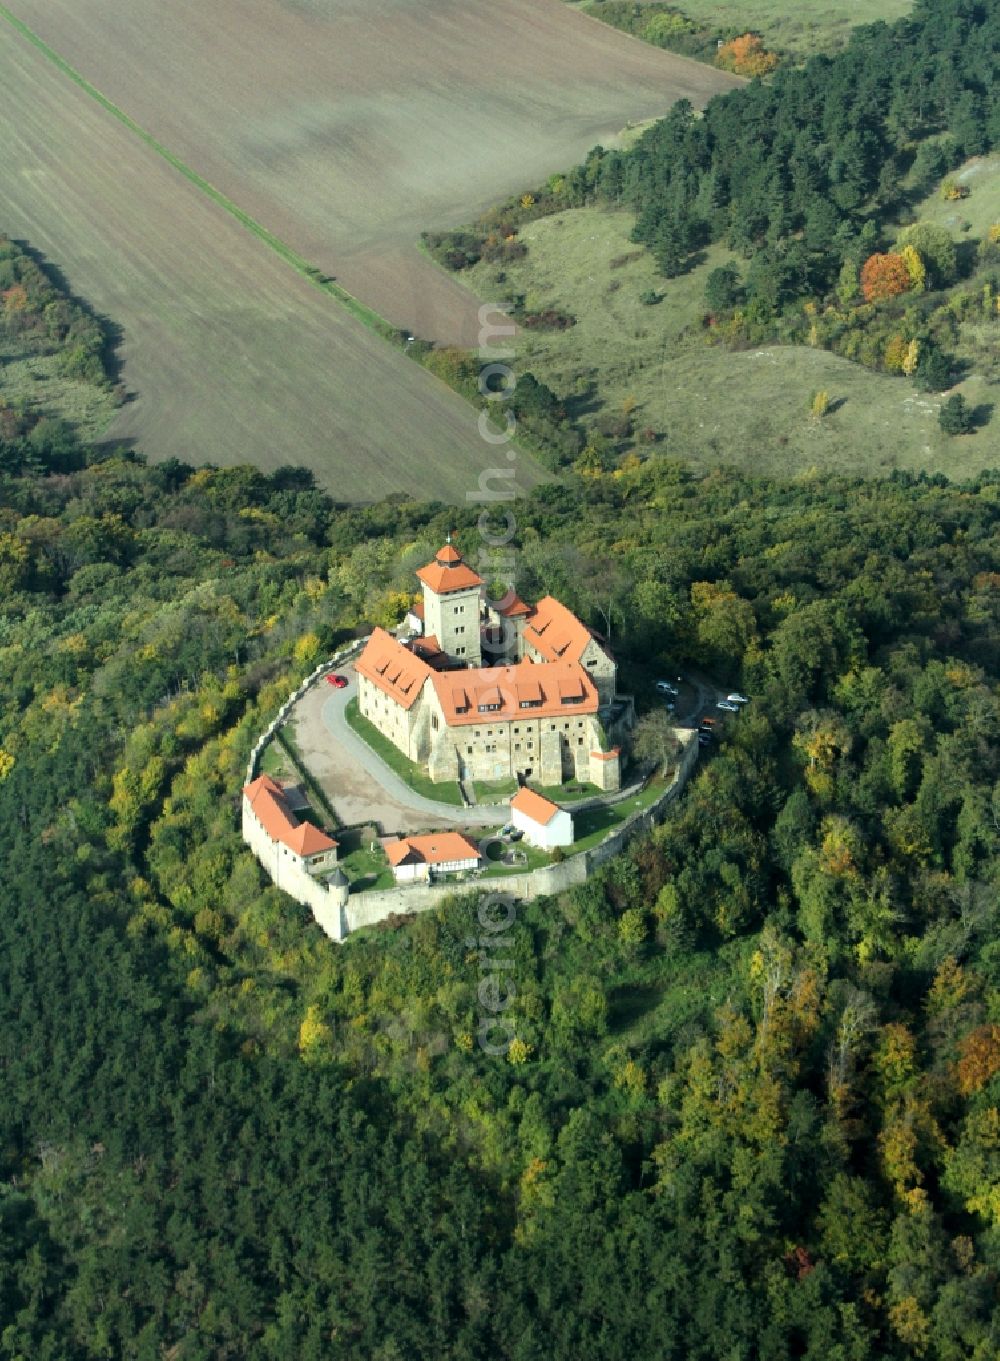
(655, 680, 679, 696)
(726, 692, 749, 704)
(716, 700, 740, 713)
(326, 673, 349, 688)
(699, 717, 716, 729)
(698, 731, 713, 746)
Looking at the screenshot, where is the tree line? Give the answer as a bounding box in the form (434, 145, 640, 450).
(425, 0, 1000, 395)
(0, 431, 998, 1356)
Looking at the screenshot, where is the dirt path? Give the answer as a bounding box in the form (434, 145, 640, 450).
(7, 0, 742, 347)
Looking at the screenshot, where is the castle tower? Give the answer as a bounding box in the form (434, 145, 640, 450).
(415, 542, 483, 666)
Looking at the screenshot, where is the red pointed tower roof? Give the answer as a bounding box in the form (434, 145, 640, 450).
(415, 542, 483, 594)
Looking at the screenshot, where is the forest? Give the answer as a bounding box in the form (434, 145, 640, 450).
(426, 0, 1000, 396)
(1, 416, 999, 1355)
(1, 25, 1000, 1350)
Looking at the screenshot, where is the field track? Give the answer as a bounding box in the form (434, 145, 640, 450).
(4, 0, 740, 345)
(0, 30, 505, 499)
(0, 0, 737, 491)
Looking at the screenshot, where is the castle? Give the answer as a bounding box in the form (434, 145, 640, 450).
(354, 543, 633, 791)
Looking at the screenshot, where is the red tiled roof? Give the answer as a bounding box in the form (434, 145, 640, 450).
(385, 832, 482, 868)
(511, 787, 563, 826)
(416, 544, 483, 595)
(558, 675, 585, 700)
(523, 596, 598, 665)
(356, 628, 433, 709)
(430, 660, 598, 725)
(591, 747, 621, 762)
(243, 775, 337, 857)
(494, 591, 532, 618)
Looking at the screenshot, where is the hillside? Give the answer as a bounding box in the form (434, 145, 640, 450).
(427, 0, 1000, 481)
(458, 205, 998, 480)
(578, 0, 913, 59)
(1, 443, 999, 1357)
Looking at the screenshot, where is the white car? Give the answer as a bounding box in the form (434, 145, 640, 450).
(716, 700, 740, 713)
(726, 692, 749, 704)
(655, 680, 679, 696)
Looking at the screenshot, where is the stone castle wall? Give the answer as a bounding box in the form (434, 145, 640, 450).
(342, 729, 698, 939)
(241, 796, 347, 940)
(241, 641, 698, 945)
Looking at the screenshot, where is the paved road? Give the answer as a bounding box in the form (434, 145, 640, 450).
(290, 668, 509, 834)
(651, 668, 737, 734)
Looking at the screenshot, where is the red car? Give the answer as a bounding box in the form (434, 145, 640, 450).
(326, 673, 349, 689)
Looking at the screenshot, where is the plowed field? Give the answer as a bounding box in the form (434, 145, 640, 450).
(0, 0, 739, 492)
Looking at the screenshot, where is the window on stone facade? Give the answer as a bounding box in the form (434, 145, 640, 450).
(578, 738, 584, 746)
(431, 715, 439, 731)
(467, 746, 473, 754)
(514, 743, 520, 751)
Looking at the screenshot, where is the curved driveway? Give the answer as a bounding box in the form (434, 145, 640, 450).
(290, 669, 508, 834)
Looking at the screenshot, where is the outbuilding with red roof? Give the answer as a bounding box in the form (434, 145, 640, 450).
(510, 787, 574, 849)
(384, 832, 482, 883)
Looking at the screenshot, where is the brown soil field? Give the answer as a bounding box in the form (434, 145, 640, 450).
(0, 32, 533, 500)
(6, 0, 740, 346)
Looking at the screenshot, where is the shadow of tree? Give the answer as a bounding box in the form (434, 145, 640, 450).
(970, 402, 994, 430)
(12, 237, 125, 387)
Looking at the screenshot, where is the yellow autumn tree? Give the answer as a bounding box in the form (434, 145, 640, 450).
(900, 244, 926, 291)
(956, 1024, 1000, 1095)
(902, 338, 920, 377)
(298, 1005, 334, 1062)
(294, 632, 321, 665)
(889, 1295, 932, 1356)
(884, 333, 908, 372)
(575, 444, 606, 479)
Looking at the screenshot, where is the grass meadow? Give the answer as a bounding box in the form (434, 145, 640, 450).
(0, 349, 116, 445)
(577, 0, 913, 57)
(463, 206, 1000, 481)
